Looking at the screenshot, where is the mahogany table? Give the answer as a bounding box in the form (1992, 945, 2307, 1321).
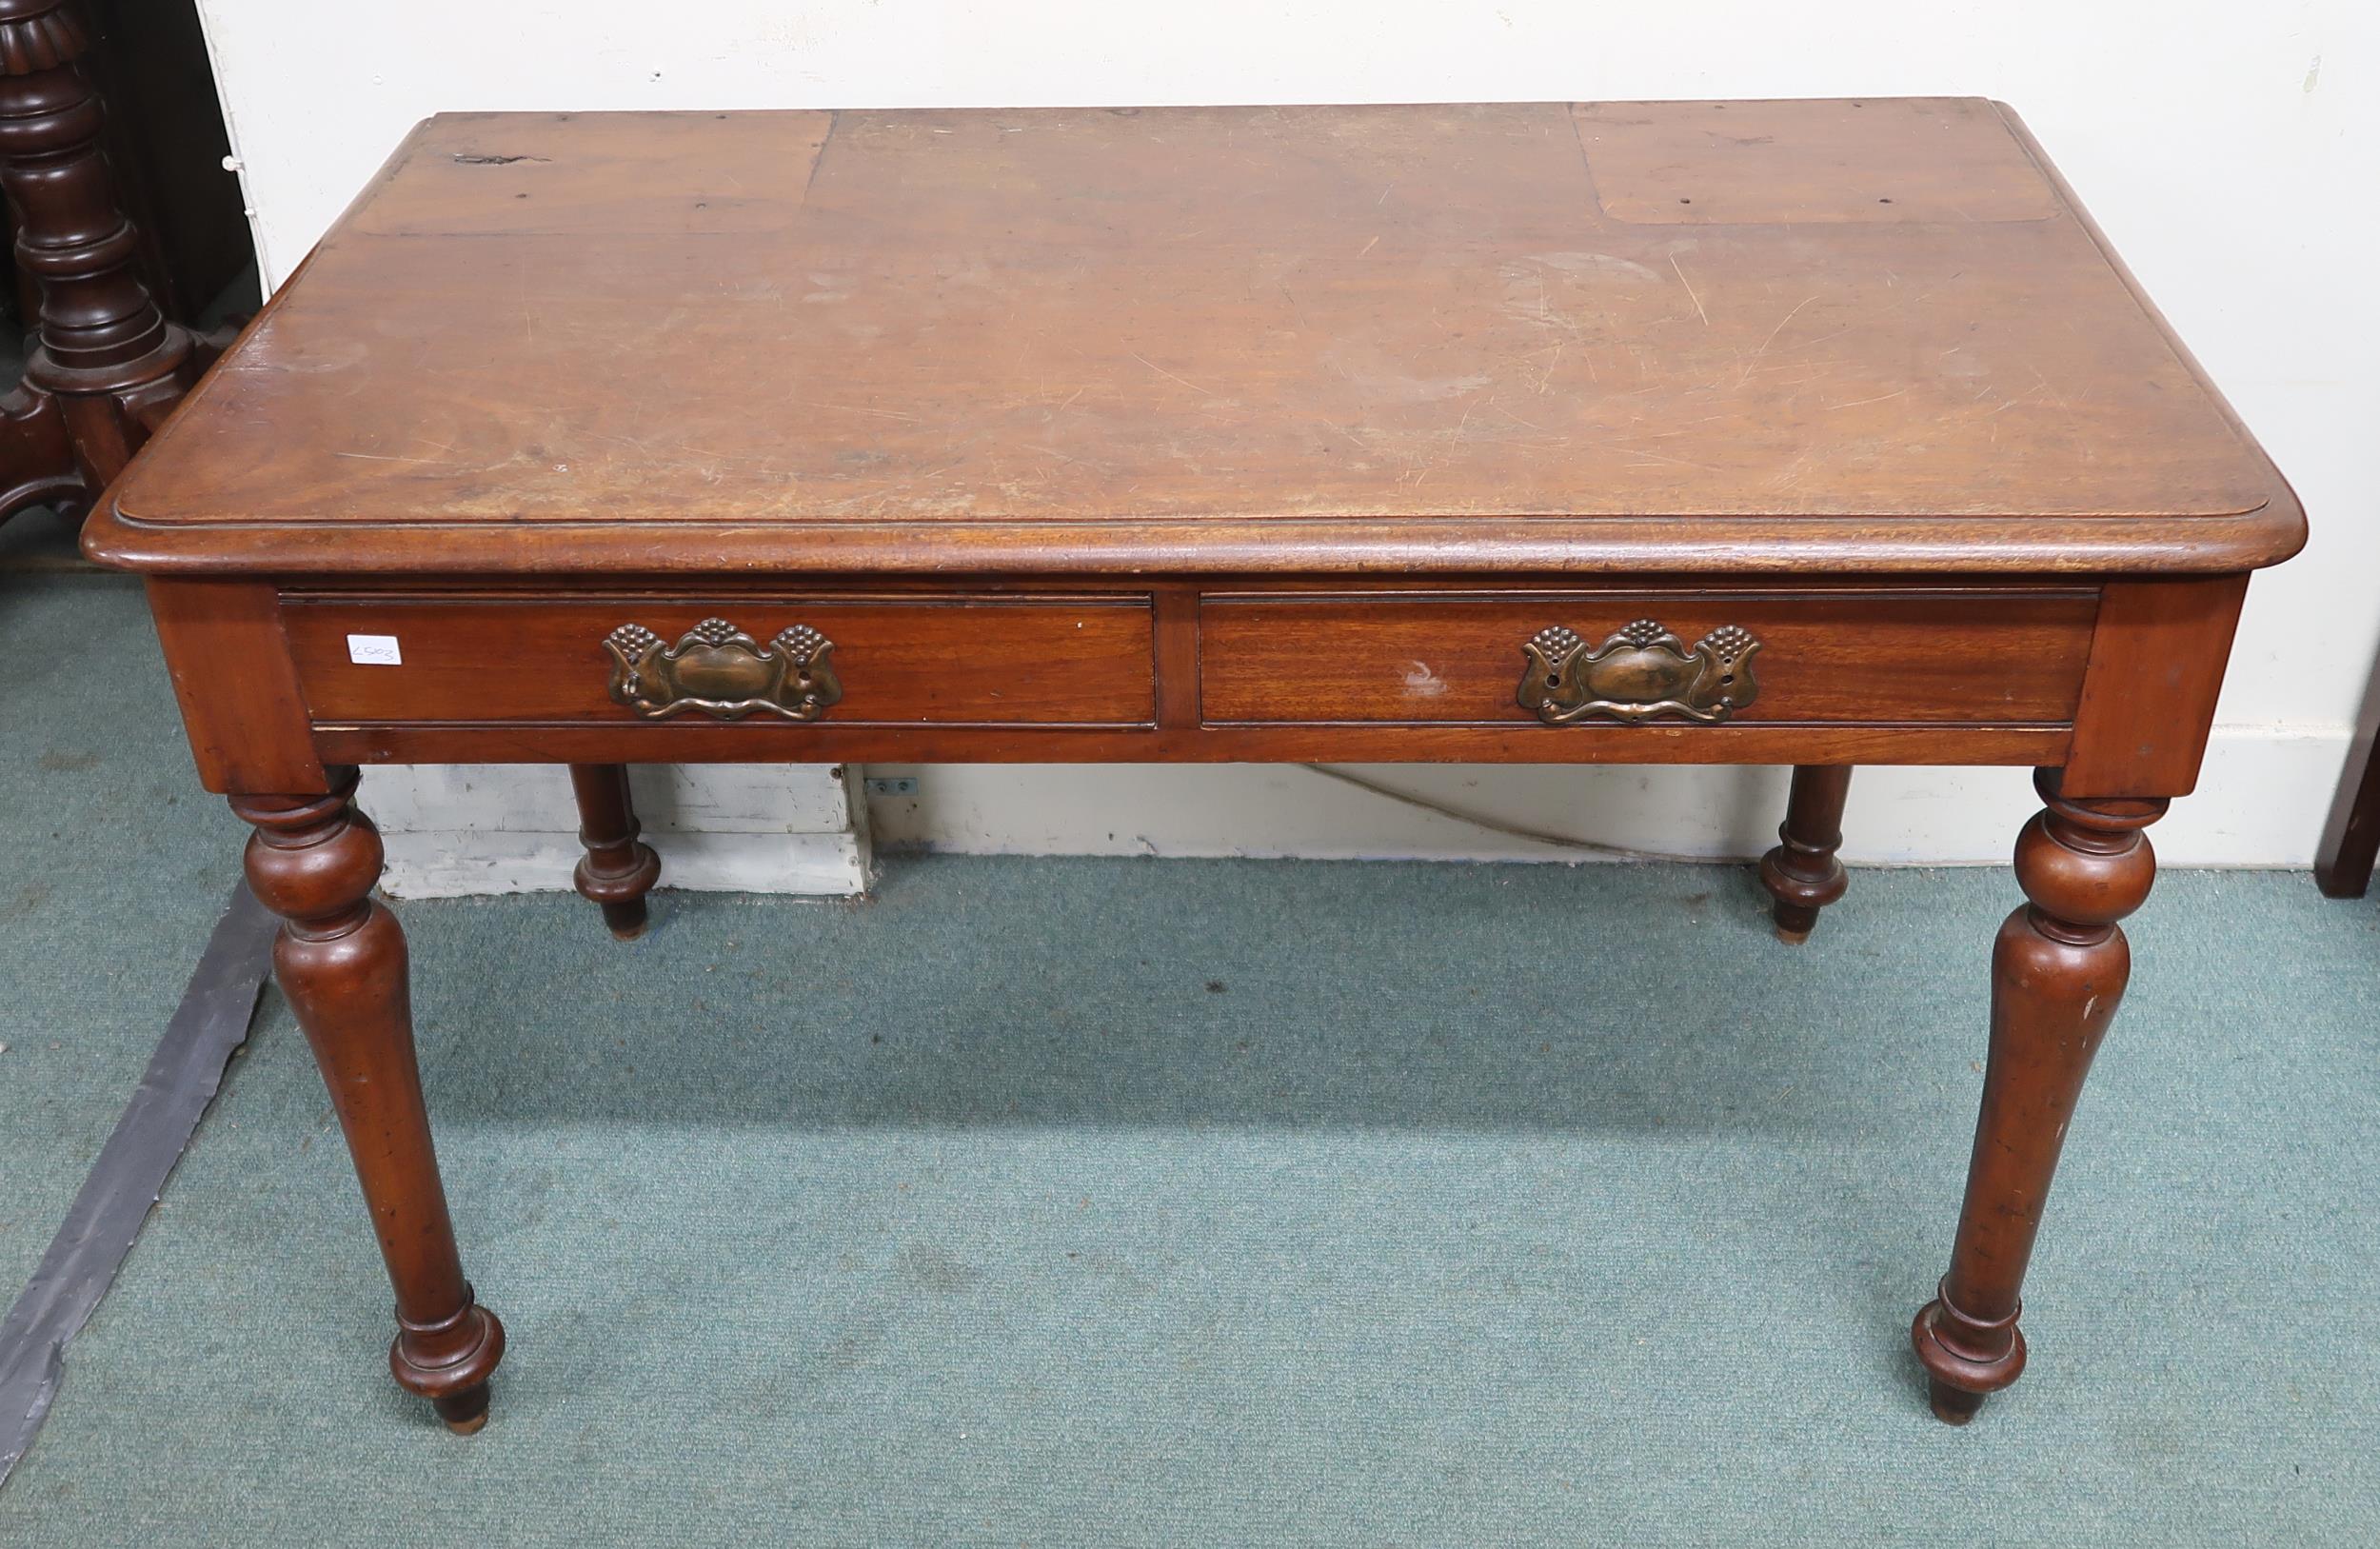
(83, 100, 2303, 1432)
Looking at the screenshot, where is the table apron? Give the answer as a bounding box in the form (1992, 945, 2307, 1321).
(275, 582, 2099, 768)
(307, 721, 2074, 768)
(144, 575, 2250, 796)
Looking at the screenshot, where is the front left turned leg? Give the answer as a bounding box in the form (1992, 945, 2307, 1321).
(233, 770, 506, 1433)
(1913, 768, 2164, 1423)
(568, 763, 662, 939)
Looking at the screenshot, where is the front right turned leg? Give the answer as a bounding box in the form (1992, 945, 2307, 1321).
(1912, 768, 2163, 1423)
(233, 768, 506, 1433)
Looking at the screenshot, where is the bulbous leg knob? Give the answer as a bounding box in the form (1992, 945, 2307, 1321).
(574, 847, 662, 939)
(568, 764, 661, 939)
(392, 1291, 506, 1435)
(1912, 1285, 2025, 1423)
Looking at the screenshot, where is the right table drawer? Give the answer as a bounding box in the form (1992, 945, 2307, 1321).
(1199, 589, 2099, 727)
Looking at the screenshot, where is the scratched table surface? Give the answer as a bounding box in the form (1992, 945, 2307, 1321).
(92, 99, 2298, 576)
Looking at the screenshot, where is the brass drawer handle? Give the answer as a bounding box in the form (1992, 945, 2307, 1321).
(603, 617, 843, 722)
(1517, 619, 1760, 725)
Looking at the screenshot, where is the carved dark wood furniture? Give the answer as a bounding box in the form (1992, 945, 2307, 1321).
(71, 0, 253, 328)
(0, 0, 220, 529)
(2314, 666, 2380, 898)
(84, 101, 2303, 1432)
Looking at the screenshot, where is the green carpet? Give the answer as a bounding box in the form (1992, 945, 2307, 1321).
(0, 543, 255, 1304)
(5, 564, 2379, 1545)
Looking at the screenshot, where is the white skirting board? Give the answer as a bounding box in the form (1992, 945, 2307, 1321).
(365, 765, 870, 899)
(859, 725, 2346, 868)
(357, 726, 2340, 899)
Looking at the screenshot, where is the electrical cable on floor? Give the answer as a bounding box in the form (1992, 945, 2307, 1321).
(1298, 764, 1744, 864)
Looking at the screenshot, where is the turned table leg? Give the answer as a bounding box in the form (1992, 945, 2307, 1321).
(1760, 764, 1852, 942)
(0, 1, 213, 526)
(568, 763, 661, 939)
(1913, 768, 2163, 1423)
(232, 769, 506, 1434)
(2313, 680, 2380, 897)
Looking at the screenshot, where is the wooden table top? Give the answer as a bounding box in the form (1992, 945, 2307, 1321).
(87, 99, 2301, 578)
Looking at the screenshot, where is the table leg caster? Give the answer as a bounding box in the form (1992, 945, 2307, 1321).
(433, 1383, 494, 1436)
(1926, 1379, 1987, 1426)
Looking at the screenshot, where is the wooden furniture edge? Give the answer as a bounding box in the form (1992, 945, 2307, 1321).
(307, 723, 2074, 769)
(144, 577, 326, 793)
(2061, 574, 2250, 798)
(81, 509, 2305, 578)
(79, 101, 2304, 581)
(1990, 99, 2307, 564)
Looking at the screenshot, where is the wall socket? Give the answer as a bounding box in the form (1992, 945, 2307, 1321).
(864, 777, 919, 797)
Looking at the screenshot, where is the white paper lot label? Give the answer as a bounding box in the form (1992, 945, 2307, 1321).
(347, 634, 402, 665)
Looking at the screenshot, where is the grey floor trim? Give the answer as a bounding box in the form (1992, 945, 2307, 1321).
(0, 882, 275, 1486)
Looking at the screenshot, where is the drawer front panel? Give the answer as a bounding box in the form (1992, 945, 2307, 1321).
(285, 594, 1156, 725)
(1200, 590, 2096, 725)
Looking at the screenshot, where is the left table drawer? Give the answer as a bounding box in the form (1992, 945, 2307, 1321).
(282, 593, 1157, 726)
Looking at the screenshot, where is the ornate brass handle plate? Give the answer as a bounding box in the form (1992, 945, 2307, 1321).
(603, 617, 843, 722)
(1517, 619, 1760, 725)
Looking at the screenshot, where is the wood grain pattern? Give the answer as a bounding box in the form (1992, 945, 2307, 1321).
(281, 594, 1157, 726)
(1759, 765, 1854, 941)
(83, 100, 2302, 578)
(0, 0, 215, 530)
(307, 720, 2071, 770)
(566, 763, 661, 938)
(232, 771, 505, 1433)
(1152, 587, 1203, 728)
(1200, 590, 2097, 725)
(1913, 770, 2164, 1423)
(144, 578, 324, 793)
(2060, 575, 2248, 798)
(1577, 98, 2059, 225)
(353, 109, 831, 237)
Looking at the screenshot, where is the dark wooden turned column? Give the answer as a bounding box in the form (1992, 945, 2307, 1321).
(1913, 767, 2163, 1423)
(1759, 764, 1852, 942)
(568, 763, 661, 938)
(2313, 663, 2380, 899)
(0, 0, 214, 525)
(231, 768, 506, 1434)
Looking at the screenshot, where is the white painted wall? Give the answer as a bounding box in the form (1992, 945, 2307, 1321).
(196, 2, 2379, 870)
(367, 763, 869, 900)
